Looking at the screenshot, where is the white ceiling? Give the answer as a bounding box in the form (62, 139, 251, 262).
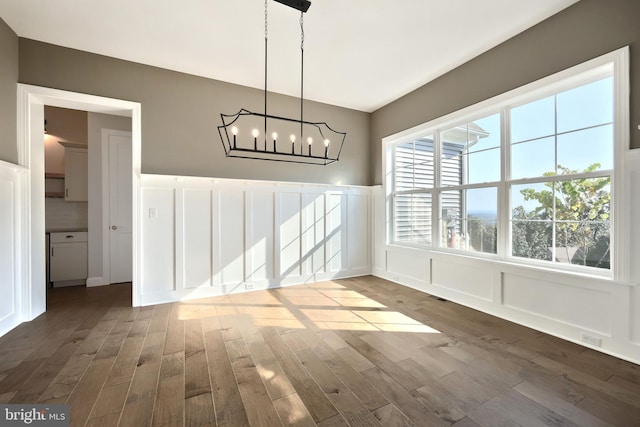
(0, 0, 579, 112)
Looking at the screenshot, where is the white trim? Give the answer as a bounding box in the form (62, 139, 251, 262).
(382, 47, 629, 281)
(16, 84, 142, 317)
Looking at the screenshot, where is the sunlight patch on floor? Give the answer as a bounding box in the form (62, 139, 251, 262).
(175, 282, 442, 334)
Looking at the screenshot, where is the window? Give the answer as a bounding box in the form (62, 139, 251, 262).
(386, 49, 626, 276)
(510, 77, 613, 269)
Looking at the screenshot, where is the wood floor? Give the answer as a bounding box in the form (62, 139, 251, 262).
(0, 276, 639, 426)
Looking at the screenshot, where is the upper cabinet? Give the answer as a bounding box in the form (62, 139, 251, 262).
(63, 145, 88, 202)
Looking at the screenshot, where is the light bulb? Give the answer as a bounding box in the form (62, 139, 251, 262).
(290, 134, 296, 142)
(324, 139, 330, 147)
(272, 132, 278, 140)
(252, 129, 259, 138)
(307, 137, 313, 145)
(231, 126, 238, 136)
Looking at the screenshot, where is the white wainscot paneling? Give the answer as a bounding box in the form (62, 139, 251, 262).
(431, 258, 493, 302)
(139, 175, 372, 305)
(372, 186, 386, 274)
(182, 188, 212, 289)
(0, 175, 17, 335)
(503, 272, 612, 336)
(301, 193, 325, 277)
(632, 286, 640, 344)
(141, 188, 175, 293)
(246, 191, 274, 284)
(279, 192, 302, 279)
(387, 249, 427, 285)
(629, 167, 640, 285)
(218, 189, 245, 288)
(326, 193, 346, 272)
(348, 193, 369, 270)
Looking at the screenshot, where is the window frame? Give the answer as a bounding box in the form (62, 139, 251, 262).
(383, 47, 629, 280)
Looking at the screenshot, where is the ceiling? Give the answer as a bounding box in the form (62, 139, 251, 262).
(0, 0, 579, 113)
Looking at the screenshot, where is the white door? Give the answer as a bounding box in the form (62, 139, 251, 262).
(108, 132, 132, 283)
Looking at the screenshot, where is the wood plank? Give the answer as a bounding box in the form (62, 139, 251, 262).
(311, 339, 388, 411)
(119, 330, 166, 426)
(87, 381, 130, 421)
(163, 303, 185, 356)
(184, 318, 216, 427)
(204, 329, 250, 427)
(513, 381, 613, 427)
(225, 338, 282, 427)
(372, 403, 415, 427)
(262, 327, 338, 423)
(361, 366, 448, 426)
(296, 347, 382, 426)
(152, 351, 185, 427)
(273, 393, 316, 426)
(336, 330, 422, 391)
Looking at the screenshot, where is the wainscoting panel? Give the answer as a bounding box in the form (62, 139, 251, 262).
(218, 189, 245, 289)
(139, 175, 371, 305)
(141, 187, 175, 294)
(386, 249, 427, 286)
(182, 188, 212, 289)
(246, 191, 275, 284)
(301, 193, 325, 278)
(326, 193, 346, 273)
(431, 257, 493, 302)
(0, 171, 17, 334)
(503, 272, 612, 335)
(347, 193, 369, 270)
(279, 192, 302, 279)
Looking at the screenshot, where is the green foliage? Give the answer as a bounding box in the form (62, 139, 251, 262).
(513, 163, 610, 268)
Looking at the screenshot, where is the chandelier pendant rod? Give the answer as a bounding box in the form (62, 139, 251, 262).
(264, 0, 268, 151)
(300, 11, 304, 155)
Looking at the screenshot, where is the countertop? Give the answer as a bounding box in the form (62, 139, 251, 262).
(46, 228, 88, 233)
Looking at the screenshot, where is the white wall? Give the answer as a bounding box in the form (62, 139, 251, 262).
(139, 174, 371, 305)
(372, 151, 640, 365)
(0, 160, 25, 337)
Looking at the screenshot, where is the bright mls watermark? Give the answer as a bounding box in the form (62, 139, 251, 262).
(1, 405, 69, 426)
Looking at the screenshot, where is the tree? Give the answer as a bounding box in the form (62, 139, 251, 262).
(513, 164, 610, 268)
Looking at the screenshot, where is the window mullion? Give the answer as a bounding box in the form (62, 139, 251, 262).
(499, 106, 510, 259)
(433, 131, 442, 248)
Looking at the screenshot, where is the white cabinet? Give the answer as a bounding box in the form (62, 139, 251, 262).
(64, 147, 88, 201)
(50, 231, 88, 285)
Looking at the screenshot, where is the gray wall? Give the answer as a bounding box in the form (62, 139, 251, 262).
(371, 0, 640, 184)
(19, 39, 370, 186)
(0, 18, 18, 164)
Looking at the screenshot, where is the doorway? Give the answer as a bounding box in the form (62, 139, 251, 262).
(17, 84, 142, 321)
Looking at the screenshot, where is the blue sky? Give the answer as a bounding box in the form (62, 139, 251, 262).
(464, 76, 613, 214)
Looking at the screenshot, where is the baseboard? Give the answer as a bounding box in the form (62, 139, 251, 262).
(86, 277, 107, 287)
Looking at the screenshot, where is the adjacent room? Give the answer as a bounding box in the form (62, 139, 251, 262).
(0, 0, 639, 425)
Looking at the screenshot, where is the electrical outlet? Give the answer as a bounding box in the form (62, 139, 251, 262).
(245, 283, 254, 290)
(580, 333, 602, 348)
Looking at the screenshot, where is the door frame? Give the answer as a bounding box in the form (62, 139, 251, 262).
(17, 84, 142, 318)
(101, 128, 133, 285)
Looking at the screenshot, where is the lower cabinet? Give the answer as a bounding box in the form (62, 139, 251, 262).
(50, 231, 88, 285)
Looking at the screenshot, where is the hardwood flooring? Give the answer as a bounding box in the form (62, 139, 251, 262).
(0, 276, 639, 426)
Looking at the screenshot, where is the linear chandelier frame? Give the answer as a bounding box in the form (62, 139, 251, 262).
(217, 0, 346, 166)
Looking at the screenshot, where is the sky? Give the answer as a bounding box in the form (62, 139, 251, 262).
(462, 76, 614, 214)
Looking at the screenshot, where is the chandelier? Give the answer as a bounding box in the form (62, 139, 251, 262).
(217, 0, 346, 165)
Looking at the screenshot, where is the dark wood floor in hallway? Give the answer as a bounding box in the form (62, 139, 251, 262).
(0, 276, 638, 426)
